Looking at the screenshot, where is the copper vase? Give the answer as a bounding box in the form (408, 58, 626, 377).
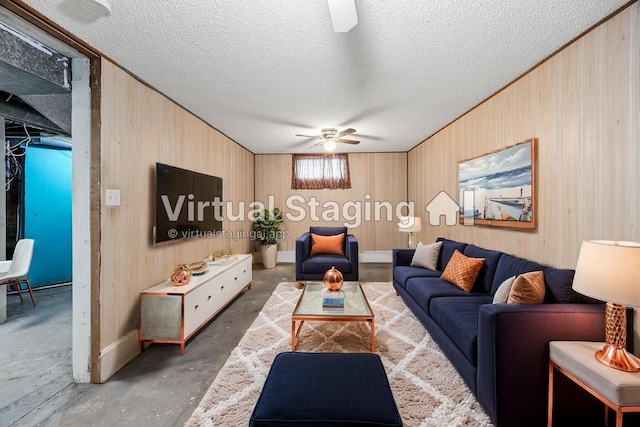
(323, 266, 344, 291)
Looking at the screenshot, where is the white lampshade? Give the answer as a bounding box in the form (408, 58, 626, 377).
(397, 216, 422, 233)
(572, 240, 640, 306)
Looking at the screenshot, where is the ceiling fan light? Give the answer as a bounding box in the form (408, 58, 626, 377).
(79, 0, 112, 17)
(324, 140, 337, 152)
(327, 0, 358, 33)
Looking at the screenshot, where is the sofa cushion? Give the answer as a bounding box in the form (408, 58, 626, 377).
(491, 253, 580, 304)
(430, 295, 493, 364)
(491, 253, 544, 295)
(310, 232, 345, 256)
(508, 271, 546, 304)
(309, 226, 348, 236)
(542, 267, 579, 304)
(463, 245, 503, 294)
(411, 241, 442, 270)
(404, 277, 467, 315)
(393, 266, 441, 289)
(441, 249, 485, 292)
(302, 255, 351, 274)
(435, 238, 468, 271)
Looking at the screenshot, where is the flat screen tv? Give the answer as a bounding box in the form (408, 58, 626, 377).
(154, 163, 223, 244)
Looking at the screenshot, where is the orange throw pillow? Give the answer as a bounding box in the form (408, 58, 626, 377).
(440, 249, 485, 292)
(507, 271, 546, 304)
(310, 233, 345, 256)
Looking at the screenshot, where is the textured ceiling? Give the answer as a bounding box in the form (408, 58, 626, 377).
(19, 0, 630, 153)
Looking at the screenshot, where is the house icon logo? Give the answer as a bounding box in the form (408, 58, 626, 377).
(425, 191, 459, 226)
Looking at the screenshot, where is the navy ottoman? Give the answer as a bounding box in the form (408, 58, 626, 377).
(250, 352, 402, 427)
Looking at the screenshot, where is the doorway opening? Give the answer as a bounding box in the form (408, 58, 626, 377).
(0, 5, 93, 386)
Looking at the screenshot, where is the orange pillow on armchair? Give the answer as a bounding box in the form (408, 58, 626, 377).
(310, 233, 345, 256)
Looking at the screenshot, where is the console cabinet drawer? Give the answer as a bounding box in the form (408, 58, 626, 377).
(184, 285, 208, 337)
(205, 271, 228, 317)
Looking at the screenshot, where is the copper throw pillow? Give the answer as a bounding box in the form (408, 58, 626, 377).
(440, 249, 485, 293)
(507, 271, 546, 304)
(310, 233, 345, 256)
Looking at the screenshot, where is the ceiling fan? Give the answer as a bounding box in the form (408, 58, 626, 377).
(295, 128, 360, 151)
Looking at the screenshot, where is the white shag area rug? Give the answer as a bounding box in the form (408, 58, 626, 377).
(185, 282, 493, 427)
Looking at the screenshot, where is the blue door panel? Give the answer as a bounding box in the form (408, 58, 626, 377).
(23, 146, 72, 287)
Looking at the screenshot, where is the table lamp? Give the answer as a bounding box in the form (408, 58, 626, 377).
(397, 216, 422, 248)
(572, 240, 640, 372)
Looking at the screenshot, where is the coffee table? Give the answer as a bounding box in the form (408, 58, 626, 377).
(291, 281, 375, 351)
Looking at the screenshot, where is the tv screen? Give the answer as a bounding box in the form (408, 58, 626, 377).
(154, 163, 223, 244)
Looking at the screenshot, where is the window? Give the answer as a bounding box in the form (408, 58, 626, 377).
(291, 153, 351, 190)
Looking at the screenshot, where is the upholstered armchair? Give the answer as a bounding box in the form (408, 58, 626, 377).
(295, 226, 359, 287)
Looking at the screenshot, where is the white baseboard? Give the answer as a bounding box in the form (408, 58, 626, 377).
(274, 251, 391, 264)
(360, 251, 393, 263)
(99, 329, 140, 383)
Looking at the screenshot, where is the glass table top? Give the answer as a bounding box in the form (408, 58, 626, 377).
(292, 281, 373, 318)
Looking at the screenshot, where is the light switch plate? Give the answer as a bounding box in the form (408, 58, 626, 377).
(106, 189, 120, 206)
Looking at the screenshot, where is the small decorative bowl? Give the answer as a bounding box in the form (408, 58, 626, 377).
(187, 260, 208, 274)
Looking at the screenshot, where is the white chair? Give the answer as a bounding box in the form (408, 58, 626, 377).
(0, 239, 36, 306)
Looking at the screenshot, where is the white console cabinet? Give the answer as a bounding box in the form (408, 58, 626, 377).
(139, 254, 252, 354)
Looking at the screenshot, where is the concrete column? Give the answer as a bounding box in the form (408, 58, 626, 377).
(71, 58, 91, 383)
(0, 117, 6, 323)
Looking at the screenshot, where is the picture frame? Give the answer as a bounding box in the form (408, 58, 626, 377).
(458, 138, 537, 229)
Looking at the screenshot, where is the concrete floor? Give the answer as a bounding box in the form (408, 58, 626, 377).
(0, 262, 392, 427)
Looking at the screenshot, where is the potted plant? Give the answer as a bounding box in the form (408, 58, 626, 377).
(252, 208, 284, 269)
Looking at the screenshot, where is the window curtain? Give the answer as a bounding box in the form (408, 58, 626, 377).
(291, 153, 351, 190)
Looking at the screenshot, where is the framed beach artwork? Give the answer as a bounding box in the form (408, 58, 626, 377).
(458, 138, 537, 229)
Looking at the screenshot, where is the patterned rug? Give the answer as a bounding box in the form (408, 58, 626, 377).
(185, 282, 492, 426)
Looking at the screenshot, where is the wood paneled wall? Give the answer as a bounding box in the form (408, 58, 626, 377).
(98, 61, 254, 379)
(254, 153, 408, 252)
(408, 4, 639, 269)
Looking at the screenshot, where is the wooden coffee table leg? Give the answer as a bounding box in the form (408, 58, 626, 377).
(291, 319, 296, 350)
(370, 319, 376, 352)
(292, 319, 305, 350)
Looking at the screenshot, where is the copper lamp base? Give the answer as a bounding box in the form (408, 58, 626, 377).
(408, 232, 415, 249)
(596, 344, 640, 372)
(596, 302, 640, 372)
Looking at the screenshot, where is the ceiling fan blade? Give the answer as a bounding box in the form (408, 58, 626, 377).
(296, 134, 321, 139)
(335, 128, 356, 138)
(355, 133, 384, 141)
(337, 139, 360, 145)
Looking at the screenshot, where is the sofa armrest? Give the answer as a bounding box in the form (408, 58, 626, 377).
(295, 232, 312, 265)
(346, 234, 359, 278)
(392, 249, 415, 268)
(346, 234, 358, 259)
(476, 303, 605, 427)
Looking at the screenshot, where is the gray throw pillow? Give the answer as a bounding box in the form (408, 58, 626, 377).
(493, 276, 516, 304)
(410, 241, 442, 270)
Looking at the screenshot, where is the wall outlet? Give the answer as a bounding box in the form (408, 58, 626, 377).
(105, 189, 120, 206)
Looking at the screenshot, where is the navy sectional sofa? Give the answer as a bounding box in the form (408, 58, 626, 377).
(392, 238, 607, 427)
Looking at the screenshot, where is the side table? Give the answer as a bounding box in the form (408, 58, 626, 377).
(548, 341, 640, 427)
